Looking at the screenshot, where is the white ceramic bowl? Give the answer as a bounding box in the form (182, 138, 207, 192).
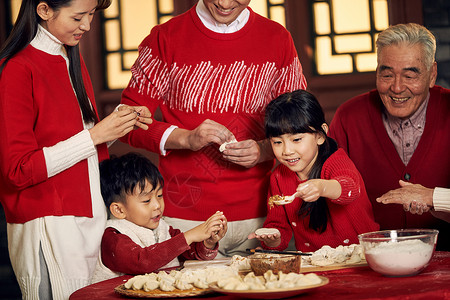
(358, 229, 438, 277)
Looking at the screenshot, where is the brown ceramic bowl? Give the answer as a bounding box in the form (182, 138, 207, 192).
(248, 253, 301, 276)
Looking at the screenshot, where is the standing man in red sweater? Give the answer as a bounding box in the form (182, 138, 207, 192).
(329, 23, 449, 250)
(120, 0, 306, 257)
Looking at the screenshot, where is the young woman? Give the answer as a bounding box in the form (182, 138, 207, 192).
(0, 0, 151, 298)
(249, 90, 379, 252)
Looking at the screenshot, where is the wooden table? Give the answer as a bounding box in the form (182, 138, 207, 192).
(70, 251, 450, 299)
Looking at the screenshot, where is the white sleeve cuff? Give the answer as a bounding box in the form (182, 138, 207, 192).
(433, 187, 450, 213)
(160, 125, 178, 156)
(43, 129, 96, 178)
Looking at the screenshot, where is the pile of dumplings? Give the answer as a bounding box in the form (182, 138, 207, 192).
(303, 244, 365, 267)
(216, 270, 322, 290)
(124, 265, 323, 292)
(124, 266, 238, 292)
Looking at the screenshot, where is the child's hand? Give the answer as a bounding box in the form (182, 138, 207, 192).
(204, 213, 228, 249)
(184, 211, 227, 248)
(248, 230, 281, 248)
(296, 179, 324, 202)
(297, 179, 341, 202)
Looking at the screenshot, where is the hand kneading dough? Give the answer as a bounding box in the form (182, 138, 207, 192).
(255, 228, 280, 236)
(219, 138, 238, 152)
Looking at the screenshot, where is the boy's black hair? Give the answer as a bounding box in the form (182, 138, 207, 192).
(264, 89, 338, 233)
(99, 152, 164, 210)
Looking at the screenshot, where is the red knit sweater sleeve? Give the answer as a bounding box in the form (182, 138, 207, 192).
(101, 226, 218, 275)
(0, 59, 48, 189)
(101, 227, 189, 274)
(120, 26, 172, 154)
(321, 149, 362, 205)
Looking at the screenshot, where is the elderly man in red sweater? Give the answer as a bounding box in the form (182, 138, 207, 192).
(329, 23, 449, 250)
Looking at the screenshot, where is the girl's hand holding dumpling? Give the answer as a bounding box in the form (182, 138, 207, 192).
(296, 179, 341, 202)
(247, 228, 281, 248)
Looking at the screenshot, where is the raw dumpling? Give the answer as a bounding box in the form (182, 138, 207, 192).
(124, 275, 145, 289)
(265, 280, 281, 289)
(234, 281, 250, 290)
(159, 279, 175, 292)
(295, 273, 322, 286)
(175, 279, 193, 290)
(130, 276, 148, 290)
(263, 270, 278, 282)
(143, 279, 159, 291)
(221, 277, 242, 290)
(193, 277, 209, 289)
(219, 138, 238, 152)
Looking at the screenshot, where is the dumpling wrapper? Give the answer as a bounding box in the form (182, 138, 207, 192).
(255, 228, 280, 236)
(219, 138, 238, 152)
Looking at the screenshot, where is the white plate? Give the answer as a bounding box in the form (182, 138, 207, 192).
(209, 276, 329, 299)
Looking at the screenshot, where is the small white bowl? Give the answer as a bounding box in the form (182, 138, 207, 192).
(358, 229, 438, 277)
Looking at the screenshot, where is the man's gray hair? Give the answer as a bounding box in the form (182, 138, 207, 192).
(376, 23, 436, 69)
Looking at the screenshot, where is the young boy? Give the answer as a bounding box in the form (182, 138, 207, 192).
(91, 153, 227, 283)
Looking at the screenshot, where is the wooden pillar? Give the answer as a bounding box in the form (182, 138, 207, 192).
(388, 0, 424, 25)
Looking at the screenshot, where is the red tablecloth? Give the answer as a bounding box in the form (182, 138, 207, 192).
(70, 251, 450, 300)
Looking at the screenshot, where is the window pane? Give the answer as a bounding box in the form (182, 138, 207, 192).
(334, 34, 373, 53)
(270, 6, 286, 27)
(314, 3, 331, 35)
(159, 0, 174, 14)
(106, 53, 133, 90)
(356, 53, 378, 72)
(121, 0, 158, 49)
(251, 0, 286, 26)
(312, 0, 388, 75)
(374, 0, 389, 30)
(332, 0, 371, 33)
(10, 0, 20, 23)
(105, 20, 121, 51)
(316, 37, 353, 74)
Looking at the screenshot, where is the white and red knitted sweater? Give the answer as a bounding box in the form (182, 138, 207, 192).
(121, 5, 306, 221)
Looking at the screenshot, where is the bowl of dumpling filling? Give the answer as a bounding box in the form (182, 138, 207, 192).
(248, 253, 301, 276)
(358, 229, 438, 277)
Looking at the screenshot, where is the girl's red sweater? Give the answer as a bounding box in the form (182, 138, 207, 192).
(263, 149, 379, 252)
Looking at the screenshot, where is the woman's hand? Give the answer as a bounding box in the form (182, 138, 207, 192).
(89, 106, 151, 145)
(118, 105, 152, 130)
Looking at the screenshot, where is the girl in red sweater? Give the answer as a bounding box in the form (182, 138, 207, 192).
(249, 90, 379, 252)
